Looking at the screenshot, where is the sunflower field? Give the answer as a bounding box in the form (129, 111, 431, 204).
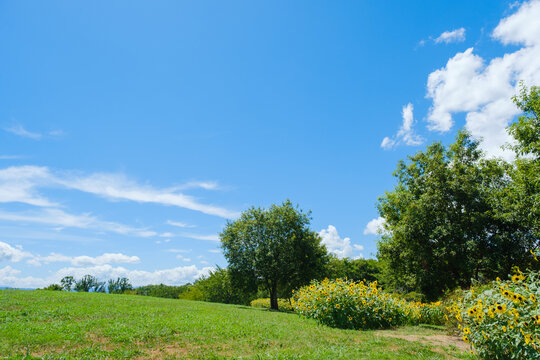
(447, 254, 540, 359)
(290, 278, 442, 330)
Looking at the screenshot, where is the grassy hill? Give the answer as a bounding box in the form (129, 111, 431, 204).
(0, 290, 472, 359)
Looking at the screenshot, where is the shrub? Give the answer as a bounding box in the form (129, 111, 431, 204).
(447, 259, 540, 359)
(43, 284, 62, 291)
(417, 301, 445, 325)
(250, 298, 293, 312)
(292, 278, 420, 330)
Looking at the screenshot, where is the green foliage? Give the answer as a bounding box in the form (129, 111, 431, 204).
(250, 298, 294, 312)
(60, 276, 75, 291)
(377, 130, 533, 300)
(508, 82, 540, 158)
(43, 284, 63, 291)
(107, 277, 133, 294)
(74, 275, 105, 293)
(134, 283, 190, 299)
(221, 199, 329, 310)
(179, 267, 254, 305)
(325, 256, 382, 283)
(502, 83, 540, 249)
(447, 255, 540, 359)
(292, 278, 419, 330)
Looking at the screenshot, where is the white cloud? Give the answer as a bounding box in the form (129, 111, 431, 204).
(180, 233, 220, 242)
(56, 173, 238, 219)
(434, 28, 466, 44)
(0, 241, 33, 262)
(33, 252, 140, 267)
(363, 217, 386, 235)
(381, 103, 424, 149)
(381, 137, 396, 150)
(0, 264, 214, 288)
(0, 155, 26, 160)
(0, 208, 156, 238)
(166, 249, 191, 253)
(166, 220, 196, 228)
(53, 264, 213, 287)
(4, 124, 42, 139)
(425, 0, 540, 159)
(319, 225, 353, 259)
(0, 166, 57, 207)
(0, 240, 140, 268)
(0, 266, 47, 288)
(208, 249, 221, 254)
(0, 165, 238, 219)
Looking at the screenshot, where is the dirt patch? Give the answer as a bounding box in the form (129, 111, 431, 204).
(374, 331, 471, 357)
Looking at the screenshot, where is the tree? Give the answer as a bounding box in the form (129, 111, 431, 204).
(325, 256, 382, 283)
(107, 277, 133, 294)
(503, 83, 540, 254)
(220, 200, 329, 310)
(377, 131, 530, 300)
(74, 275, 105, 293)
(180, 267, 255, 305)
(60, 276, 75, 291)
(43, 283, 62, 291)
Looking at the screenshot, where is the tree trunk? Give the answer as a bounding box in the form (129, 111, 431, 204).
(269, 281, 278, 310)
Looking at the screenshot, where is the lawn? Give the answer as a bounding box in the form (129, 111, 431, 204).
(0, 290, 473, 359)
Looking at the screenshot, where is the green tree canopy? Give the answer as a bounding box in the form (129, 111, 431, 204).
(503, 84, 540, 249)
(220, 200, 329, 310)
(325, 256, 382, 283)
(377, 131, 530, 300)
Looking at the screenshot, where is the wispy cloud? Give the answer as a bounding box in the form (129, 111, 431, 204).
(0, 165, 239, 219)
(0, 155, 26, 160)
(56, 173, 239, 219)
(166, 220, 196, 228)
(4, 124, 42, 139)
(381, 103, 424, 150)
(0, 241, 140, 267)
(0, 208, 157, 238)
(180, 233, 220, 242)
(434, 28, 466, 44)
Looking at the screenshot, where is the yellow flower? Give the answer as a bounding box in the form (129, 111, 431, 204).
(463, 327, 471, 334)
(502, 326, 507, 332)
(462, 335, 470, 343)
(495, 303, 506, 314)
(335, 304, 340, 309)
(348, 316, 353, 321)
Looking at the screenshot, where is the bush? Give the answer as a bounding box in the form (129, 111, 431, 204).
(250, 298, 293, 312)
(447, 261, 540, 359)
(417, 301, 445, 325)
(43, 284, 62, 291)
(292, 278, 420, 330)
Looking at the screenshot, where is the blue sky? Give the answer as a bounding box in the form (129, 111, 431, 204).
(2, 0, 540, 287)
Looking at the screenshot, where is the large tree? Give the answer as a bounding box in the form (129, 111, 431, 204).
(377, 131, 530, 300)
(503, 84, 540, 251)
(220, 200, 329, 310)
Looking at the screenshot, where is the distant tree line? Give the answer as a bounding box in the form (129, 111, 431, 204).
(43, 275, 133, 294)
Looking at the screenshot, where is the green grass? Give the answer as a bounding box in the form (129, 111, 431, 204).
(0, 290, 474, 359)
